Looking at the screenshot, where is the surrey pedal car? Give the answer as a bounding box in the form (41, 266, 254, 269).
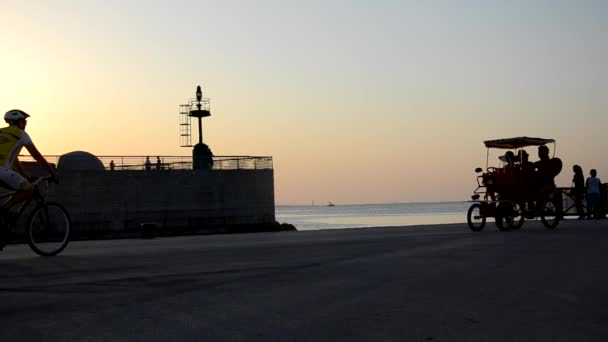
(467, 137, 563, 232)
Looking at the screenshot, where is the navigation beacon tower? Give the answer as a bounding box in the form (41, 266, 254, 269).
(180, 85, 213, 170)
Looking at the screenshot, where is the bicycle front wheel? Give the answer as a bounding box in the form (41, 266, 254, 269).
(26, 202, 71, 256)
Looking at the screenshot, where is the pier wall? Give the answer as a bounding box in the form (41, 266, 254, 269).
(45, 169, 276, 235)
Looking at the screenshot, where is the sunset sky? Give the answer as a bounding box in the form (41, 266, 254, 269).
(1, 1, 606, 205)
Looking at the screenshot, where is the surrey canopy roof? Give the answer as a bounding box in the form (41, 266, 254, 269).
(483, 137, 555, 149)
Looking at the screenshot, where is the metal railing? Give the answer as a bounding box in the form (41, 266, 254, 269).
(18, 155, 273, 171)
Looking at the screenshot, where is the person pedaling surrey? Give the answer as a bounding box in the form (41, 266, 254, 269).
(0, 109, 58, 217)
(532, 145, 562, 210)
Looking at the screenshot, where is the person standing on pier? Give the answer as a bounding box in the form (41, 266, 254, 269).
(586, 169, 602, 219)
(145, 156, 151, 171)
(572, 165, 585, 219)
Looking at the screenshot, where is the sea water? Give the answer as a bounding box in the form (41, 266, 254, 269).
(276, 202, 471, 231)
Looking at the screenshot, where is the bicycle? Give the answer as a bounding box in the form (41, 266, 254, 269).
(0, 176, 71, 256)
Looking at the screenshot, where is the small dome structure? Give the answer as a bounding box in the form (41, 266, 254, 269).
(57, 151, 105, 172)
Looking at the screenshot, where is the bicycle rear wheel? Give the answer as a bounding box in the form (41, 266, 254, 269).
(26, 202, 71, 256)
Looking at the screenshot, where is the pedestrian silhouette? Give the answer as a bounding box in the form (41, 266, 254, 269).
(145, 156, 151, 171)
(586, 169, 602, 219)
(572, 165, 585, 219)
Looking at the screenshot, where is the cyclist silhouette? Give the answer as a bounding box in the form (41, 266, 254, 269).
(0, 109, 58, 216)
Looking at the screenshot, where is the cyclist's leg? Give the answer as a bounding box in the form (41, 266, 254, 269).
(0, 167, 32, 213)
(2, 187, 32, 215)
(0, 168, 30, 250)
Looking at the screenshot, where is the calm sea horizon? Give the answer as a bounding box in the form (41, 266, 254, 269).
(276, 202, 471, 231)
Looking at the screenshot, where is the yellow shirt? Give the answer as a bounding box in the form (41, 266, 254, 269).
(0, 125, 32, 168)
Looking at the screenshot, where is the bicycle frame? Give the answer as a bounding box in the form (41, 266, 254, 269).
(0, 177, 50, 224)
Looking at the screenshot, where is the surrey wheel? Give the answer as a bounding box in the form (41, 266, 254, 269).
(540, 199, 560, 229)
(496, 202, 525, 231)
(467, 203, 486, 232)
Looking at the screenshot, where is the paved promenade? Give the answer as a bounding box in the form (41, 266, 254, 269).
(1, 220, 608, 341)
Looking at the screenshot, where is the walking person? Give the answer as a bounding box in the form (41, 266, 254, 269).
(572, 165, 585, 219)
(586, 169, 602, 219)
(156, 156, 161, 171)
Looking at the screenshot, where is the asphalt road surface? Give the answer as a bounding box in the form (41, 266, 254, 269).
(2, 220, 608, 341)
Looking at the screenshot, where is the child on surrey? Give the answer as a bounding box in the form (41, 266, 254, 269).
(585, 169, 602, 219)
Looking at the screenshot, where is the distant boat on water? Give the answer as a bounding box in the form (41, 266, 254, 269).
(327, 202, 335, 207)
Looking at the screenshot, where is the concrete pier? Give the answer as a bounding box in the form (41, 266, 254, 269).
(1, 220, 607, 341)
(49, 168, 276, 234)
(21, 153, 277, 236)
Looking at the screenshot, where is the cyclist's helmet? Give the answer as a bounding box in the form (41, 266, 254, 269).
(4, 109, 30, 122)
